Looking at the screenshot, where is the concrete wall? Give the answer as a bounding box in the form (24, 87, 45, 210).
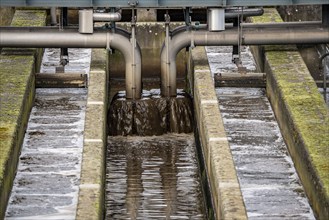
(0, 7, 15, 26)
(277, 5, 329, 82)
(250, 8, 329, 219)
(109, 22, 187, 79)
(76, 49, 108, 220)
(188, 47, 247, 219)
(0, 9, 47, 218)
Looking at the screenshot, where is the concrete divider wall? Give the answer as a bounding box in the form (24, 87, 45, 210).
(76, 49, 108, 220)
(188, 47, 247, 219)
(0, 7, 15, 26)
(251, 8, 329, 219)
(0, 9, 47, 218)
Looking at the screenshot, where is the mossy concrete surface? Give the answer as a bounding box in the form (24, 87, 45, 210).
(189, 46, 247, 219)
(1, 10, 47, 73)
(252, 8, 329, 219)
(0, 9, 46, 218)
(76, 49, 108, 220)
(0, 7, 15, 26)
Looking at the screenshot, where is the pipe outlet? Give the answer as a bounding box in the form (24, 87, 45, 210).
(0, 29, 142, 99)
(161, 26, 329, 97)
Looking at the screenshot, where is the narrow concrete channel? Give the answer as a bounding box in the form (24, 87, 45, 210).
(106, 134, 205, 219)
(5, 49, 90, 219)
(207, 46, 315, 219)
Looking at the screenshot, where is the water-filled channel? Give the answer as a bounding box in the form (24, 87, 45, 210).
(106, 134, 205, 219)
(5, 48, 90, 219)
(105, 89, 207, 219)
(207, 46, 315, 219)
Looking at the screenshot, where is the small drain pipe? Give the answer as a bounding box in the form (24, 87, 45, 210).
(0, 29, 142, 99)
(319, 52, 329, 102)
(50, 7, 57, 26)
(161, 26, 329, 97)
(225, 7, 264, 19)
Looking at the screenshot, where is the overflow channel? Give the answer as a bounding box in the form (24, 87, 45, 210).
(5, 48, 90, 219)
(207, 45, 315, 219)
(105, 88, 208, 218)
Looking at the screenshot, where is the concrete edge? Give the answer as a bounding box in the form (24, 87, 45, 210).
(0, 9, 47, 218)
(76, 49, 108, 220)
(0, 56, 35, 219)
(265, 52, 329, 219)
(189, 46, 248, 219)
(251, 8, 329, 219)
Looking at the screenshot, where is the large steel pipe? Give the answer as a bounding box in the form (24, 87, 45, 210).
(161, 26, 329, 96)
(0, 30, 142, 99)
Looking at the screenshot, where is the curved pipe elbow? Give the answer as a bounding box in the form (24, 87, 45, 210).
(111, 33, 142, 99)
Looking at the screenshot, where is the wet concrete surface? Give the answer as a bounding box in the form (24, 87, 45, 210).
(207, 46, 315, 219)
(105, 133, 206, 219)
(5, 48, 90, 219)
(40, 48, 91, 74)
(5, 88, 87, 219)
(216, 88, 315, 219)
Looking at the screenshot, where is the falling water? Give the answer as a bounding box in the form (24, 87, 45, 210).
(106, 88, 207, 219)
(108, 89, 193, 136)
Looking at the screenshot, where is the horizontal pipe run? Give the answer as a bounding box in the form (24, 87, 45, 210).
(241, 21, 322, 28)
(161, 26, 329, 96)
(0, 22, 322, 32)
(0, 30, 141, 99)
(225, 7, 264, 18)
(93, 12, 121, 22)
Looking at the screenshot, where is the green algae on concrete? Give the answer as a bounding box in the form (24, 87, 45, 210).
(2, 10, 47, 72)
(265, 50, 329, 220)
(0, 9, 47, 218)
(10, 10, 47, 27)
(250, 8, 283, 23)
(0, 55, 36, 218)
(251, 8, 329, 219)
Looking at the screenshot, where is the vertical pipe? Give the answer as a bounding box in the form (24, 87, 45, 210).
(323, 4, 329, 27)
(50, 7, 57, 26)
(232, 18, 239, 61)
(60, 7, 69, 67)
(320, 53, 329, 102)
(161, 13, 174, 97)
(127, 8, 141, 99)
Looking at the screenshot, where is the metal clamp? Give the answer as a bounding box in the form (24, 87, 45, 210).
(128, 0, 139, 6)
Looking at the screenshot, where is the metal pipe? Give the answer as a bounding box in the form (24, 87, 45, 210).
(319, 52, 329, 102)
(93, 12, 121, 22)
(161, 26, 329, 96)
(162, 13, 171, 97)
(130, 9, 138, 100)
(241, 21, 322, 28)
(50, 7, 57, 26)
(225, 7, 264, 19)
(0, 30, 141, 99)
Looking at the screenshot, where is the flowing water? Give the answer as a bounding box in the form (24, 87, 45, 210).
(106, 89, 207, 219)
(108, 90, 193, 136)
(5, 48, 90, 219)
(106, 134, 205, 219)
(207, 46, 315, 219)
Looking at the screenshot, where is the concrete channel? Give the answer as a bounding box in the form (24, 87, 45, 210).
(209, 45, 315, 219)
(0, 6, 328, 220)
